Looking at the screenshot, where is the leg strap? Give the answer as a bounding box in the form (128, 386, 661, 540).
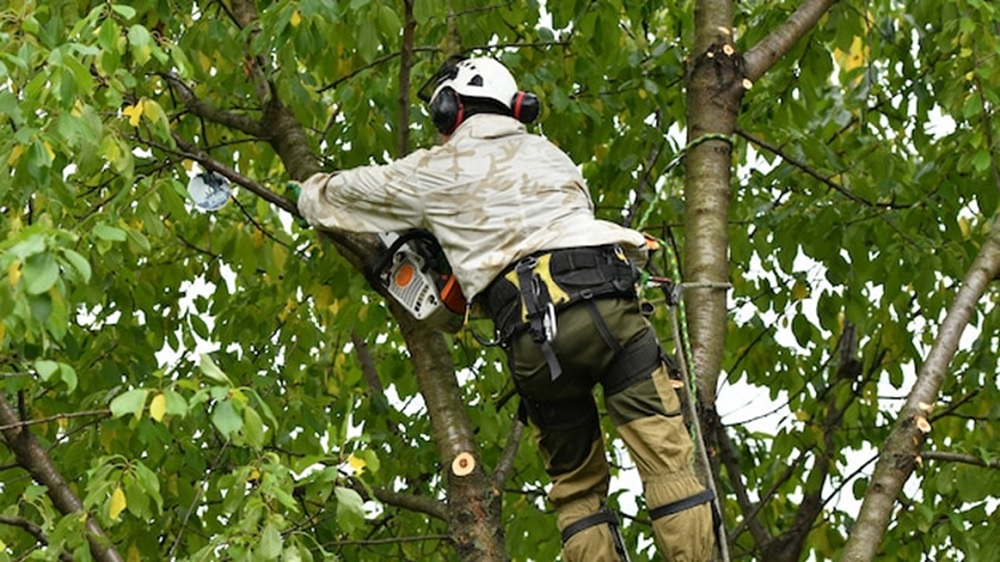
(562, 509, 631, 562)
(649, 489, 715, 521)
(561, 509, 619, 544)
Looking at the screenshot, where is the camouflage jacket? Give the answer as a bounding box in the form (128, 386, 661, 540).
(297, 114, 647, 299)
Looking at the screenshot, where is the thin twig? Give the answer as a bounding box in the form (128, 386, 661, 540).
(0, 409, 110, 432)
(167, 441, 230, 558)
(920, 450, 1000, 469)
(323, 534, 454, 547)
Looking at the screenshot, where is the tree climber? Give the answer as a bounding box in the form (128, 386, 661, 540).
(297, 56, 715, 561)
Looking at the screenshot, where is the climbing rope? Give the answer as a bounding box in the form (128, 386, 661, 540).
(633, 132, 734, 562)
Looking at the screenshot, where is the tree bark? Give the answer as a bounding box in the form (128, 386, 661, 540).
(685, 2, 743, 408)
(841, 214, 1000, 562)
(395, 304, 507, 561)
(0, 394, 124, 562)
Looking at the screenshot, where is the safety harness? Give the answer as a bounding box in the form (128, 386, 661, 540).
(481, 244, 721, 561)
(479, 244, 640, 380)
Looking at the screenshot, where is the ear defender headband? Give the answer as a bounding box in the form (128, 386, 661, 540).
(418, 57, 542, 135)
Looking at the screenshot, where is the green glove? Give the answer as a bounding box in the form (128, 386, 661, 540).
(285, 181, 310, 229)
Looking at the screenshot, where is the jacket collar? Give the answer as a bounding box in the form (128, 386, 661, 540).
(450, 113, 526, 141)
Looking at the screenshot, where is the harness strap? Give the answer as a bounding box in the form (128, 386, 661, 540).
(600, 328, 665, 397)
(479, 245, 639, 344)
(561, 509, 631, 562)
(585, 300, 623, 355)
(515, 257, 562, 380)
(649, 489, 715, 521)
(561, 509, 618, 543)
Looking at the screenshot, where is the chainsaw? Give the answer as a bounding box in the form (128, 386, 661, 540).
(373, 230, 467, 332)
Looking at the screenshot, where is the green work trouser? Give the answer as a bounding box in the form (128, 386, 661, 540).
(508, 297, 715, 561)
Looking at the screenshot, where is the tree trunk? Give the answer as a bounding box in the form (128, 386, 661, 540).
(394, 306, 508, 561)
(685, 0, 743, 410)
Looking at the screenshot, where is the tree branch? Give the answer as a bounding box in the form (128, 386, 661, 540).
(0, 395, 123, 562)
(742, 0, 838, 82)
(764, 324, 861, 561)
(318, 48, 438, 94)
(397, 0, 416, 158)
(0, 515, 74, 562)
(713, 415, 771, 548)
(842, 214, 1000, 562)
(735, 128, 880, 208)
(137, 133, 300, 217)
(162, 72, 268, 138)
(323, 533, 454, 547)
(0, 409, 110, 432)
(492, 420, 525, 489)
(371, 487, 449, 521)
(920, 450, 1000, 470)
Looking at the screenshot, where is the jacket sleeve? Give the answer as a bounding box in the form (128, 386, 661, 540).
(296, 158, 425, 234)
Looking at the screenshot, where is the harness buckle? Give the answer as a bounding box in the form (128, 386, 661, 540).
(543, 301, 558, 341)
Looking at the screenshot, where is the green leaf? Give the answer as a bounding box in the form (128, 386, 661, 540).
(259, 522, 283, 559)
(93, 223, 127, 242)
(23, 251, 59, 294)
(59, 363, 78, 393)
(110, 389, 150, 419)
(110, 4, 136, 20)
(163, 389, 189, 417)
(199, 354, 232, 385)
(59, 248, 92, 283)
(211, 400, 243, 438)
(243, 406, 265, 449)
(127, 25, 153, 64)
(35, 359, 59, 382)
(334, 486, 365, 533)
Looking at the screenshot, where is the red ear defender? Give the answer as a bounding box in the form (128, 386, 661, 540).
(511, 91, 540, 124)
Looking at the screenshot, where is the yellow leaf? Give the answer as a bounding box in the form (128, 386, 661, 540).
(109, 485, 127, 520)
(958, 217, 971, 240)
(7, 144, 24, 166)
(0, 321, 6, 344)
(198, 51, 213, 72)
(792, 280, 809, 300)
(348, 453, 367, 475)
(290, 9, 302, 27)
(149, 393, 167, 422)
(127, 545, 141, 562)
(272, 244, 287, 271)
(8, 261, 21, 287)
(123, 100, 144, 127)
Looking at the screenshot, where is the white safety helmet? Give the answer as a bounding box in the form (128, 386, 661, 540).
(418, 56, 540, 134)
